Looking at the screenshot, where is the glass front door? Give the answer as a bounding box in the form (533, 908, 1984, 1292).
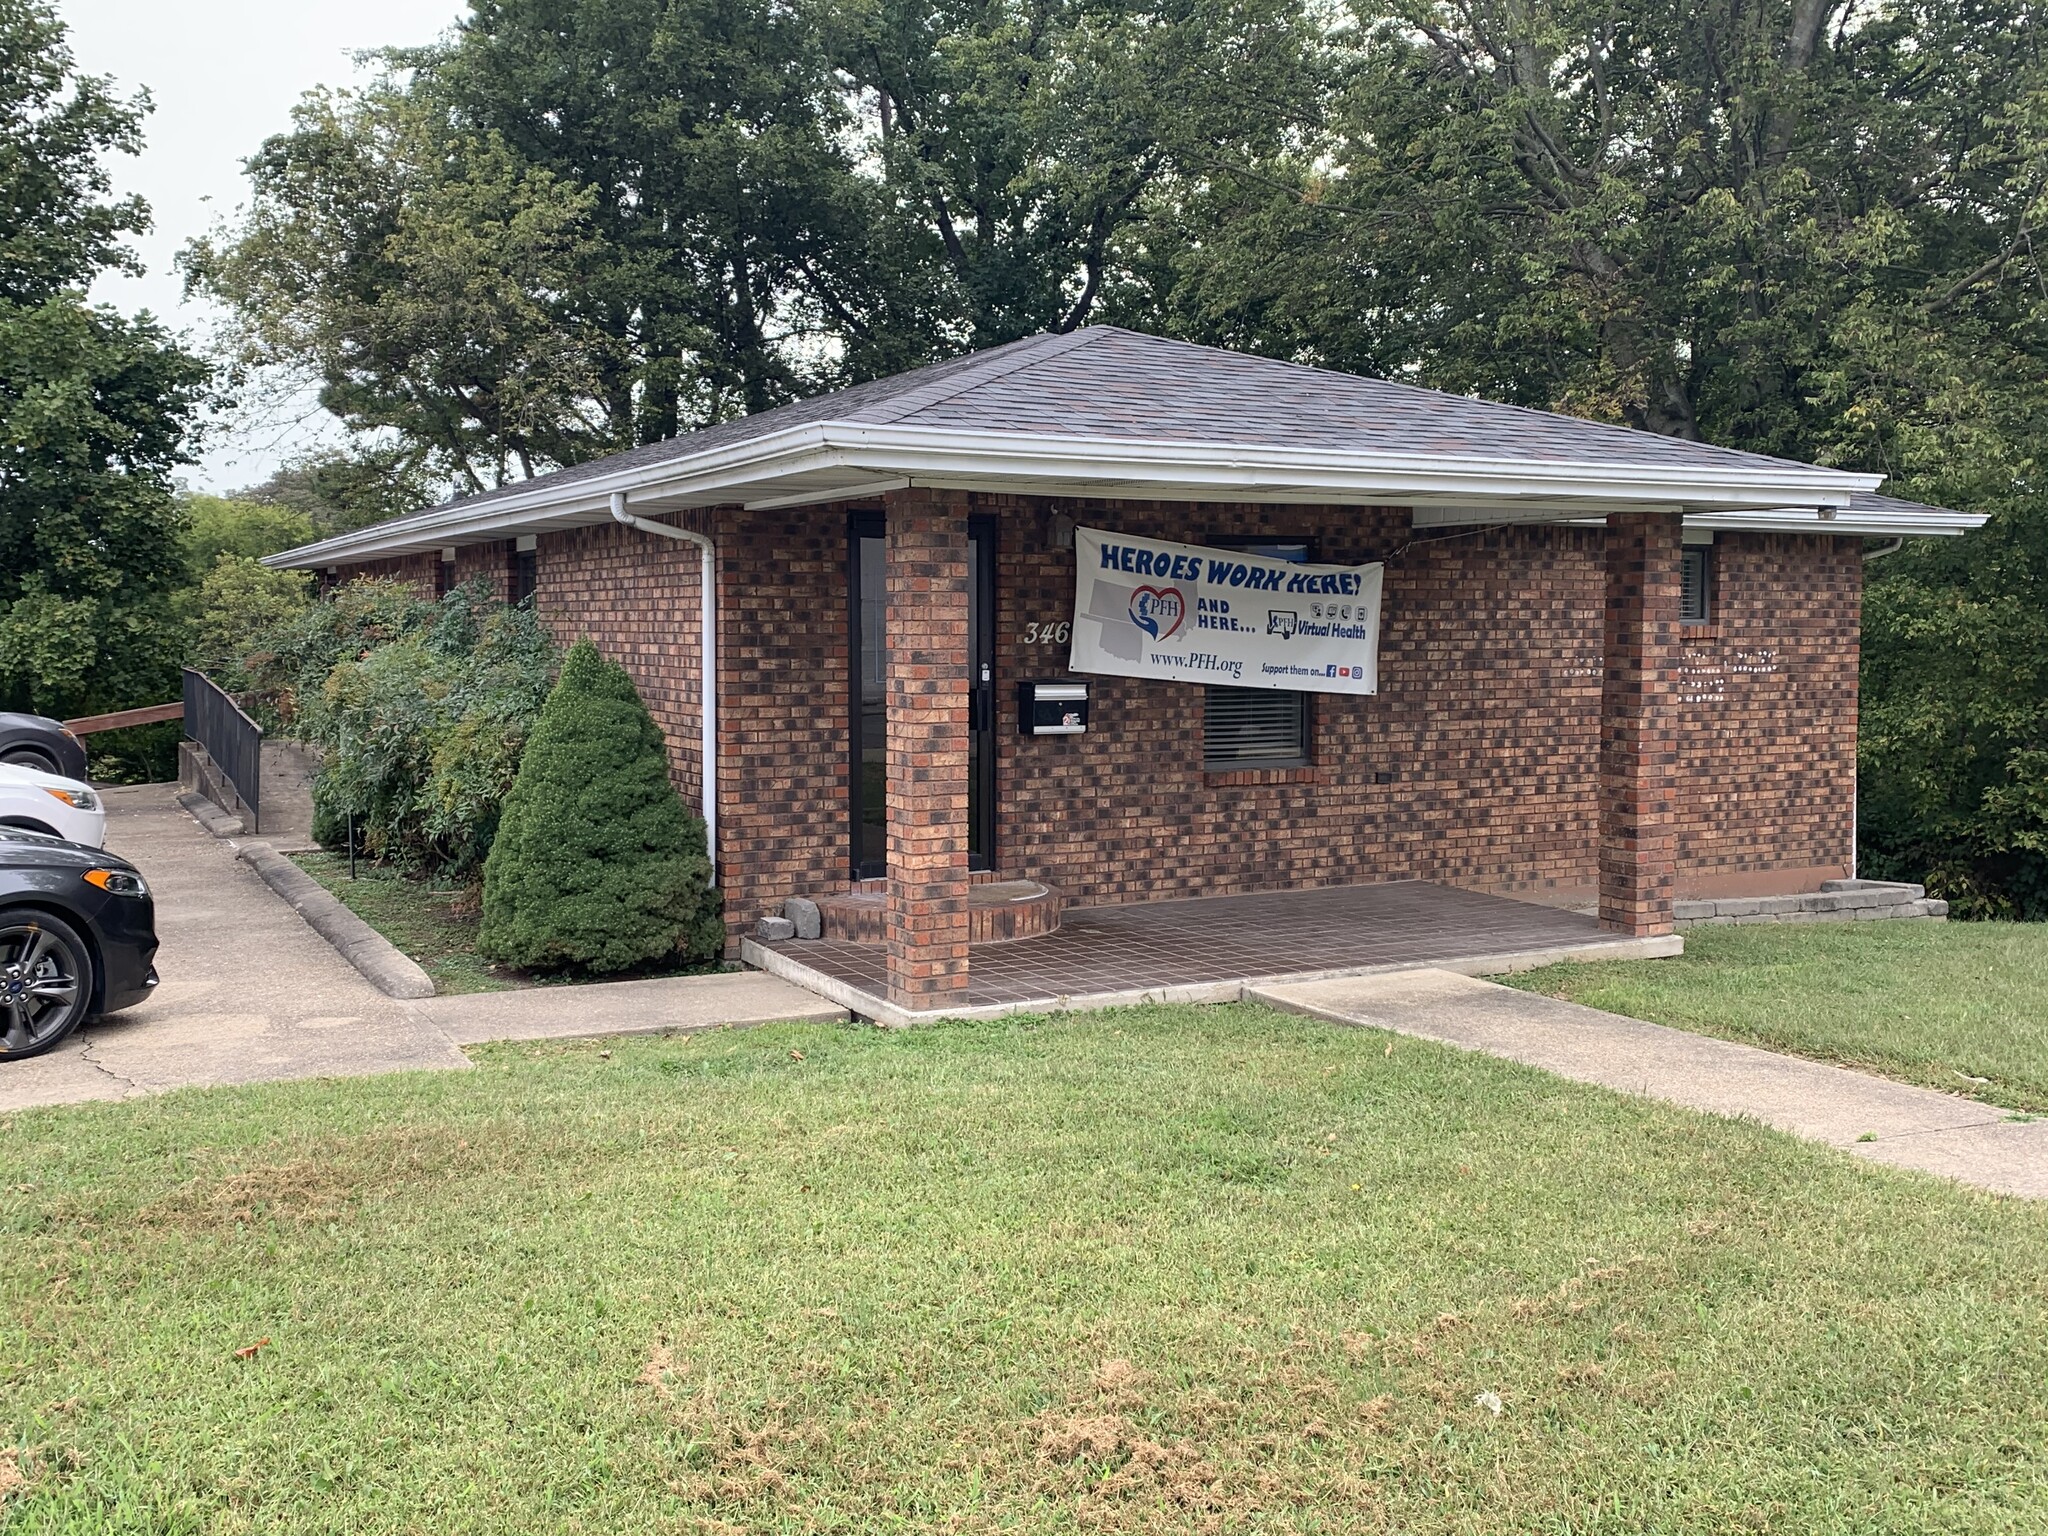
(852, 517, 994, 878)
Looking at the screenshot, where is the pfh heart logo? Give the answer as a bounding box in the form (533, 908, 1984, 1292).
(1128, 585, 1186, 641)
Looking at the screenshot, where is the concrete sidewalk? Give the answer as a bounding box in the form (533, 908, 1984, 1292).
(1253, 968, 2048, 1199)
(0, 786, 844, 1114)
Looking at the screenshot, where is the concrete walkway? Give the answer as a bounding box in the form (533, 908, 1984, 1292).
(1253, 969, 2048, 1199)
(0, 786, 843, 1114)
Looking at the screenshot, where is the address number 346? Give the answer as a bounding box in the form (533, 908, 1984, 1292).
(1021, 621, 1072, 645)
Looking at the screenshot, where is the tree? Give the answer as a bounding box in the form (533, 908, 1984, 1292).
(1155, 0, 2048, 913)
(0, 0, 212, 718)
(478, 639, 722, 971)
(237, 447, 449, 537)
(188, 555, 313, 680)
(185, 82, 616, 493)
(825, 0, 1326, 356)
(188, 0, 882, 487)
(181, 493, 315, 576)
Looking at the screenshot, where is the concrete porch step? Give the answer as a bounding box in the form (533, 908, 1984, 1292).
(813, 876, 1067, 945)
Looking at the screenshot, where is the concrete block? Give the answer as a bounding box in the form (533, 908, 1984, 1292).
(1924, 900, 1950, 917)
(782, 896, 822, 940)
(1713, 897, 1764, 918)
(756, 916, 797, 942)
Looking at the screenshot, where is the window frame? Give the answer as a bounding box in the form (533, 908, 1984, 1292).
(1680, 543, 1713, 626)
(1200, 536, 1315, 772)
(509, 545, 539, 605)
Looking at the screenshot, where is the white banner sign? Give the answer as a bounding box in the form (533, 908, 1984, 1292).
(1070, 527, 1383, 694)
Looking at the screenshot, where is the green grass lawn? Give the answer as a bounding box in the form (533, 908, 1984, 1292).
(1508, 921, 2048, 1115)
(5, 1004, 2047, 1531)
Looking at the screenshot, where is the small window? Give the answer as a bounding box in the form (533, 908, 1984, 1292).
(1681, 546, 1711, 625)
(1203, 537, 1310, 769)
(509, 546, 538, 605)
(1204, 687, 1309, 768)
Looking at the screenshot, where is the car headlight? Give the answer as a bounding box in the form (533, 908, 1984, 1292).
(44, 786, 99, 812)
(82, 868, 147, 897)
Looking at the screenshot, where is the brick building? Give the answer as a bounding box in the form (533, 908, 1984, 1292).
(270, 328, 1980, 1013)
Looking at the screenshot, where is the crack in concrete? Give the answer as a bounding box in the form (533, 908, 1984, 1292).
(1856, 1115, 2020, 1145)
(74, 1033, 142, 1096)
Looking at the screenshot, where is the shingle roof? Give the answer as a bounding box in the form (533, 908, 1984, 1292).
(413, 326, 1838, 521)
(271, 325, 1985, 567)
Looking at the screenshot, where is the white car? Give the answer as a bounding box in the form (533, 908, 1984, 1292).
(0, 761, 106, 847)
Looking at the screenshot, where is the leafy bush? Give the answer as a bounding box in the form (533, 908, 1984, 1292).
(188, 554, 314, 680)
(249, 576, 557, 878)
(478, 638, 722, 974)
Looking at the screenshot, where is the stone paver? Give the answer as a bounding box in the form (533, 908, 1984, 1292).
(0, 786, 844, 1113)
(1252, 968, 2048, 1199)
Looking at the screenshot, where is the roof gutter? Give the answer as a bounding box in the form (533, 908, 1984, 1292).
(608, 492, 717, 874)
(264, 422, 1885, 570)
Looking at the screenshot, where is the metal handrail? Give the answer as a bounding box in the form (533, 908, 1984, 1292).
(181, 669, 263, 832)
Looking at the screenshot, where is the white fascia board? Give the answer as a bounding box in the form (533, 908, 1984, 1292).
(822, 424, 1878, 509)
(266, 419, 1883, 568)
(1688, 508, 1987, 537)
(1414, 506, 1986, 537)
(1411, 504, 1683, 528)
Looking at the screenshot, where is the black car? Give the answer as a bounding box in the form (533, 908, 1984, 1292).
(0, 712, 89, 779)
(0, 827, 158, 1060)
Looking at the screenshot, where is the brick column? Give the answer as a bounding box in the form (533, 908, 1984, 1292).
(883, 487, 972, 1009)
(1599, 511, 1682, 935)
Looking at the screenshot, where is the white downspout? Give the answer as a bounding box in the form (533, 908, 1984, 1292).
(609, 492, 717, 871)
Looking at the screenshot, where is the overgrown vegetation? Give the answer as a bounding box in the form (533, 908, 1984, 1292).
(0, 3, 213, 728)
(244, 577, 558, 879)
(1510, 921, 2048, 1113)
(479, 638, 722, 974)
(5, 1004, 2047, 1529)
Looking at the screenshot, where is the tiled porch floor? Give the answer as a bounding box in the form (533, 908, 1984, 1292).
(760, 880, 1618, 1007)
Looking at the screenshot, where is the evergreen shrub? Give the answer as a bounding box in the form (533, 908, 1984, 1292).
(477, 638, 722, 973)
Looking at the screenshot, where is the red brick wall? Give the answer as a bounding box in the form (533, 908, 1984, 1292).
(985, 501, 1855, 908)
(987, 498, 1611, 904)
(530, 515, 710, 826)
(1673, 533, 1860, 891)
(455, 542, 512, 601)
(322, 500, 1860, 928)
(704, 503, 856, 931)
(1597, 512, 1681, 935)
(346, 552, 439, 597)
(882, 488, 972, 1006)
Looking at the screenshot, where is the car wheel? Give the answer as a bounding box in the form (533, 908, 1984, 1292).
(0, 910, 94, 1060)
(0, 748, 56, 771)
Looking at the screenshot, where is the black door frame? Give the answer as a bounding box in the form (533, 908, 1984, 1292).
(967, 514, 997, 872)
(849, 514, 996, 879)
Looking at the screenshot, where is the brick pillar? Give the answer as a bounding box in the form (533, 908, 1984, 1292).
(1599, 511, 1681, 935)
(883, 487, 972, 1009)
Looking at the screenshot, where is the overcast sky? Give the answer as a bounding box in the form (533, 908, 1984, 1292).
(62, 1, 467, 493)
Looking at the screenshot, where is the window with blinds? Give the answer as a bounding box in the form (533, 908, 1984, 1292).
(1681, 546, 1711, 624)
(1203, 537, 1311, 769)
(1204, 686, 1309, 767)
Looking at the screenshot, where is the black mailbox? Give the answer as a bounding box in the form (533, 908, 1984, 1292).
(1019, 680, 1088, 736)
